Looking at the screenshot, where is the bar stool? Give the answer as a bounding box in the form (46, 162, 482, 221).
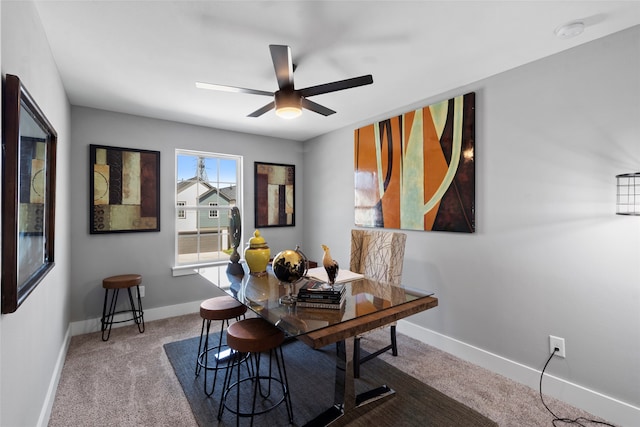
(101, 274, 145, 341)
(218, 317, 293, 427)
(195, 296, 248, 397)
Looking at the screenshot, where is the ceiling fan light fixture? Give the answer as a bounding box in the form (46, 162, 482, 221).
(275, 90, 302, 119)
(276, 106, 302, 119)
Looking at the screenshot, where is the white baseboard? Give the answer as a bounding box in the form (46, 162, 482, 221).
(397, 320, 640, 427)
(38, 325, 71, 427)
(69, 300, 202, 336)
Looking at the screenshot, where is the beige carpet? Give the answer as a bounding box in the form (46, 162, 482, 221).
(48, 313, 613, 426)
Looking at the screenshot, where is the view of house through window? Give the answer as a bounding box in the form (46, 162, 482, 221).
(175, 150, 242, 266)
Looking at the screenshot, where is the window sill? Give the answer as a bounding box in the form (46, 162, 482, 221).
(172, 261, 224, 277)
(171, 260, 247, 277)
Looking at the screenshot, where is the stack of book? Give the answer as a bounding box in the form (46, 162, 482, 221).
(296, 279, 346, 309)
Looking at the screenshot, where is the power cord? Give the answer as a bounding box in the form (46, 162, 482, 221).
(539, 348, 617, 427)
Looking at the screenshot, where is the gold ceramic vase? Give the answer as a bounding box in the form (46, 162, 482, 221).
(244, 230, 270, 276)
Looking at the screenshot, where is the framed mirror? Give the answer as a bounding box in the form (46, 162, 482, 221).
(2, 74, 57, 314)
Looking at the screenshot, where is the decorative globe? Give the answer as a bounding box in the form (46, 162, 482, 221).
(272, 248, 307, 284)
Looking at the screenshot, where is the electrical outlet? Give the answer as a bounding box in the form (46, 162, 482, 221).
(549, 335, 565, 358)
(138, 286, 145, 298)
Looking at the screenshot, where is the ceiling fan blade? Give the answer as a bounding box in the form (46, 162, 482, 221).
(300, 98, 336, 116)
(196, 82, 273, 97)
(299, 74, 373, 98)
(248, 101, 276, 117)
(269, 44, 294, 90)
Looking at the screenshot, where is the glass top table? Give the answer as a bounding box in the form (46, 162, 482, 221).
(225, 268, 434, 341)
(217, 264, 438, 426)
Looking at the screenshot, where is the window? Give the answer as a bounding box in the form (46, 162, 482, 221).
(177, 201, 186, 219)
(208, 202, 219, 218)
(174, 150, 242, 271)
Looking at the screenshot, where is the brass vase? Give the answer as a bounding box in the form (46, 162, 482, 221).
(244, 230, 270, 276)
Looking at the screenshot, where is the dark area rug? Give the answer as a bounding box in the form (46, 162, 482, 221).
(164, 334, 497, 427)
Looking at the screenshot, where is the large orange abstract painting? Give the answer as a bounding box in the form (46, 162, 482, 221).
(354, 92, 475, 233)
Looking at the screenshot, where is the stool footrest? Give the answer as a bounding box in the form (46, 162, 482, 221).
(101, 309, 144, 325)
(222, 375, 289, 417)
(197, 346, 247, 370)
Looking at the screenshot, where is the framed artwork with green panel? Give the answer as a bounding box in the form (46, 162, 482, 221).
(90, 144, 160, 233)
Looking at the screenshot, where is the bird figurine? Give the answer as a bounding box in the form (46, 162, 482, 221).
(321, 244, 339, 287)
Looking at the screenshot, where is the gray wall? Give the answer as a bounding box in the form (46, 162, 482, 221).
(0, 2, 72, 426)
(303, 25, 640, 415)
(69, 107, 305, 323)
(1, 1, 638, 425)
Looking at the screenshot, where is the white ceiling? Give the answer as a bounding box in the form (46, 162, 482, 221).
(33, 1, 640, 141)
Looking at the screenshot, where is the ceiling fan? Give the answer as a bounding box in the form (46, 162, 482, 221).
(196, 44, 373, 119)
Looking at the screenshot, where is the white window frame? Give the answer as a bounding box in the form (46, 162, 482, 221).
(173, 149, 243, 277)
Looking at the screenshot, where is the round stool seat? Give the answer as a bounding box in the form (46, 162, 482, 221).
(103, 274, 142, 289)
(227, 318, 285, 353)
(200, 296, 247, 321)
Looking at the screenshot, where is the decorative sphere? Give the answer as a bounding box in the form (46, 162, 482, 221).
(272, 249, 307, 283)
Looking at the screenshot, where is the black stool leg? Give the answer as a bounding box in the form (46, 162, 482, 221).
(249, 352, 262, 427)
(217, 350, 254, 423)
(216, 348, 247, 425)
(127, 287, 145, 333)
(217, 349, 233, 421)
(134, 286, 145, 332)
(195, 319, 207, 377)
(101, 288, 119, 341)
(274, 346, 294, 424)
(257, 350, 272, 399)
(101, 289, 110, 340)
(204, 319, 226, 397)
(201, 320, 213, 395)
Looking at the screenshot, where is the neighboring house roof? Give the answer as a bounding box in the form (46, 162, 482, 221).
(177, 178, 236, 204)
(219, 186, 236, 202)
(199, 187, 219, 202)
(176, 180, 193, 193)
(176, 176, 214, 194)
(199, 186, 236, 204)
(177, 177, 214, 194)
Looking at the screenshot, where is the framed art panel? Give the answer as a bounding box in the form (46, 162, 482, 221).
(2, 74, 57, 313)
(90, 144, 160, 233)
(254, 162, 295, 227)
(354, 92, 475, 233)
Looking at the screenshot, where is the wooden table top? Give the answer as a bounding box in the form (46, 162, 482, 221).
(226, 269, 438, 349)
